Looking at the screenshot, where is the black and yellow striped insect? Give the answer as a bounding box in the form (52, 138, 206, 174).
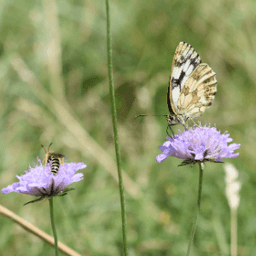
(41, 143, 65, 175)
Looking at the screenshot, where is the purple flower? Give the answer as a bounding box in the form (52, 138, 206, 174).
(2, 158, 86, 204)
(156, 125, 240, 165)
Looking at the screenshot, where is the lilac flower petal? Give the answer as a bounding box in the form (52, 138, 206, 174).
(156, 124, 240, 164)
(2, 183, 20, 194)
(156, 154, 168, 163)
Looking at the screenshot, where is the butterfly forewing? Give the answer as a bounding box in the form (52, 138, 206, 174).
(169, 42, 202, 114)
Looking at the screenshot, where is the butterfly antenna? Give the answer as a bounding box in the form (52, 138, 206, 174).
(135, 114, 147, 118)
(135, 114, 168, 118)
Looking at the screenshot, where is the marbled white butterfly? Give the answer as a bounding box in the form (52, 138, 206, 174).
(137, 42, 217, 136)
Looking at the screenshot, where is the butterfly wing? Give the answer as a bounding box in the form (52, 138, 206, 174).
(168, 42, 201, 115)
(177, 63, 217, 118)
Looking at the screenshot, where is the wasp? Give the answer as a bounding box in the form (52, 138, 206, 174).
(41, 143, 66, 175)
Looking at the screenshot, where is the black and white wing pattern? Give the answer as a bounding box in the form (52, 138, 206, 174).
(167, 42, 217, 127)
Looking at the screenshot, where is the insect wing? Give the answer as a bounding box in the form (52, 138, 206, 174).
(177, 63, 217, 119)
(168, 42, 201, 115)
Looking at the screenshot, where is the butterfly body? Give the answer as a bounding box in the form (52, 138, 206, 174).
(167, 42, 217, 129)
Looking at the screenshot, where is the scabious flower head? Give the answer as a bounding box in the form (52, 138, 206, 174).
(156, 124, 240, 165)
(2, 157, 86, 204)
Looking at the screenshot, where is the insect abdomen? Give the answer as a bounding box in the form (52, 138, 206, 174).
(50, 157, 60, 175)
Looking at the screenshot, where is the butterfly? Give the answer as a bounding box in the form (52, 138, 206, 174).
(166, 42, 217, 134)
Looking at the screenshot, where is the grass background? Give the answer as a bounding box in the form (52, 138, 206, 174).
(0, 0, 254, 255)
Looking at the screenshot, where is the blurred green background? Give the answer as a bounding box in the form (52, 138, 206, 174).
(0, 0, 254, 255)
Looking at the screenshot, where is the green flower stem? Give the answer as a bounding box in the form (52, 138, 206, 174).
(105, 1, 128, 255)
(49, 198, 59, 256)
(186, 162, 204, 256)
(231, 207, 237, 256)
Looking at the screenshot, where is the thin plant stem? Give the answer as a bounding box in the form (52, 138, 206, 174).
(231, 207, 237, 256)
(186, 162, 204, 256)
(0, 204, 81, 256)
(105, 0, 128, 255)
(49, 198, 59, 256)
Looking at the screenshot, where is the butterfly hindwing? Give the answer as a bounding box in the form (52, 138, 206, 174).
(177, 63, 217, 119)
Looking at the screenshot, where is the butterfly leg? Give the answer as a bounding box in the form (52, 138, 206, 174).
(166, 124, 175, 138)
(181, 123, 188, 131)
